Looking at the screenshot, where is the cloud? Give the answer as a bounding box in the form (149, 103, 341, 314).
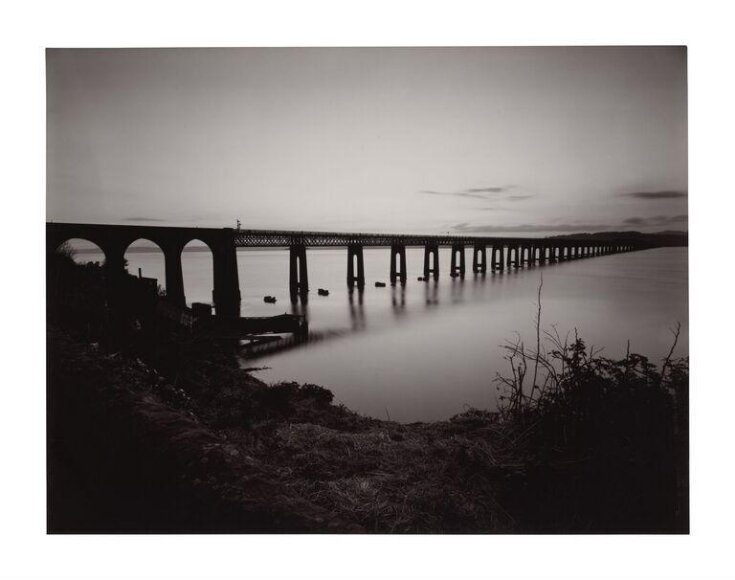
(622, 214, 688, 226)
(124, 217, 166, 222)
(621, 190, 688, 200)
(419, 184, 516, 200)
(453, 222, 611, 234)
(420, 190, 488, 200)
(464, 186, 511, 194)
(453, 214, 688, 235)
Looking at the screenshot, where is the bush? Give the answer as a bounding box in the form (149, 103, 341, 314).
(494, 304, 688, 531)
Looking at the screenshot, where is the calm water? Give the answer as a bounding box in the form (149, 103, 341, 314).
(74, 244, 688, 423)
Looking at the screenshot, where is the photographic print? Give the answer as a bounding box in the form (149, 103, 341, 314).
(46, 47, 688, 534)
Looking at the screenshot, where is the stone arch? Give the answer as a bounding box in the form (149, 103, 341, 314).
(123, 238, 167, 293)
(181, 238, 215, 307)
(53, 238, 106, 266)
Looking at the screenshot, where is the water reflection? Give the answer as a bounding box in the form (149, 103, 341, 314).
(391, 285, 407, 317)
(289, 289, 309, 306)
(290, 299, 310, 318)
(348, 288, 366, 331)
(72, 245, 688, 422)
(252, 248, 687, 422)
(450, 277, 465, 304)
(424, 279, 439, 308)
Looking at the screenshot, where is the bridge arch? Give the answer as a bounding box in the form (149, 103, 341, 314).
(181, 238, 215, 307)
(53, 238, 107, 265)
(122, 238, 167, 293)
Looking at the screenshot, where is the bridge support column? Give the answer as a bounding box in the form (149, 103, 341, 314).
(347, 244, 365, 288)
(506, 245, 516, 269)
(100, 241, 128, 313)
(423, 243, 439, 279)
(491, 245, 503, 271)
(289, 244, 309, 297)
(390, 244, 407, 285)
(450, 243, 466, 277)
(472, 244, 487, 273)
(212, 242, 241, 319)
(163, 242, 186, 306)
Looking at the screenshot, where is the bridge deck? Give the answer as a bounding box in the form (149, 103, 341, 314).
(234, 229, 614, 248)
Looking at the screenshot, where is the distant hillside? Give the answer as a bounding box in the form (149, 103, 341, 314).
(549, 230, 688, 246)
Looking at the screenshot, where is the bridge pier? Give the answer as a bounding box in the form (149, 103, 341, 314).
(212, 241, 241, 319)
(506, 245, 517, 269)
(472, 244, 487, 274)
(518, 244, 527, 265)
(99, 242, 128, 315)
(347, 244, 365, 288)
(390, 243, 407, 285)
(491, 245, 503, 271)
(163, 241, 186, 306)
(450, 243, 466, 277)
(423, 243, 439, 279)
(289, 244, 309, 297)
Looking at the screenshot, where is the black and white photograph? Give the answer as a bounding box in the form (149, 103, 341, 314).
(3, 2, 735, 578)
(46, 46, 689, 534)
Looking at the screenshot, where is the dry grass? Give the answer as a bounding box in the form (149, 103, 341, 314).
(222, 411, 517, 533)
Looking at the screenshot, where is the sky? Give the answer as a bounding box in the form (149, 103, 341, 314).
(46, 47, 687, 236)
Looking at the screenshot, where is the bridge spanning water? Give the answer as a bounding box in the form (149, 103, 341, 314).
(47, 222, 652, 319)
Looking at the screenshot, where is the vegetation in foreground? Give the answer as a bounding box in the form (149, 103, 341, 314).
(47, 249, 688, 533)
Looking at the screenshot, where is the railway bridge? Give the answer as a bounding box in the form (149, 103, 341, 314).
(47, 222, 652, 319)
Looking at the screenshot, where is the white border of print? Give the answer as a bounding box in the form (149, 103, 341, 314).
(1, 0, 733, 579)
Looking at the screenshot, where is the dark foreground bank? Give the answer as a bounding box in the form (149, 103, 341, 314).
(47, 252, 688, 533)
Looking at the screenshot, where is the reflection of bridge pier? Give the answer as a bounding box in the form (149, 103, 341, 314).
(391, 284, 406, 314)
(348, 288, 365, 330)
(424, 278, 439, 307)
(390, 243, 407, 285)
